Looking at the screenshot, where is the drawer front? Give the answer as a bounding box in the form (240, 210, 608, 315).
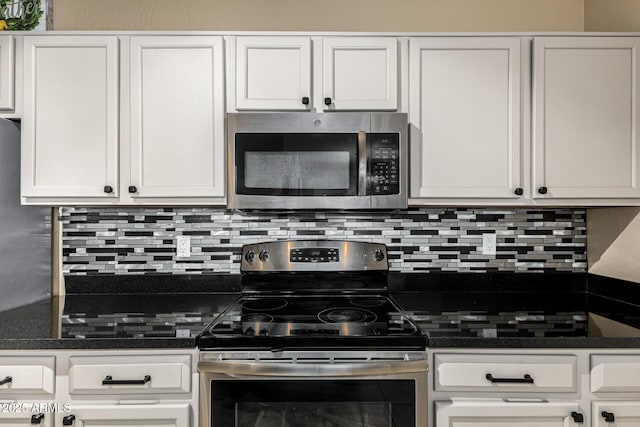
(0, 356, 55, 395)
(69, 354, 191, 395)
(435, 353, 577, 392)
(591, 354, 640, 392)
(56, 403, 190, 427)
(0, 410, 54, 427)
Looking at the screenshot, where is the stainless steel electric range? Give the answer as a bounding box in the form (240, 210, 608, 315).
(198, 240, 428, 427)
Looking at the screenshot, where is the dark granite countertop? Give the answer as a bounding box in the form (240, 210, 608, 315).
(1, 272, 640, 350)
(0, 274, 241, 350)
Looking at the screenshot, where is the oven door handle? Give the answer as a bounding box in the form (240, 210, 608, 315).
(199, 359, 428, 377)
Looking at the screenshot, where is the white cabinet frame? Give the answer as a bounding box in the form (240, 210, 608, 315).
(0, 35, 15, 111)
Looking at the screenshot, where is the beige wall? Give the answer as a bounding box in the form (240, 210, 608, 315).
(585, 0, 640, 31)
(588, 208, 640, 283)
(53, 0, 584, 32)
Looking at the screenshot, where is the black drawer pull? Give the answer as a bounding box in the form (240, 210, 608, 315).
(0, 376, 11, 385)
(601, 411, 615, 423)
(102, 374, 151, 385)
(571, 412, 584, 423)
(301, 96, 310, 105)
(485, 373, 534, 384)
(31, 414, 45, 425)
(62, 415, 75, 426)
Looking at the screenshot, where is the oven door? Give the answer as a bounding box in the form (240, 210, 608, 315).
(199, 355, 428, 427)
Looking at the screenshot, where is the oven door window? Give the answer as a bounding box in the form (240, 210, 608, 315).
(235, 133, 358, 196)
(210, 379, 415, 426)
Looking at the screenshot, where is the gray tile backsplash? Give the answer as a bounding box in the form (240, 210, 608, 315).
(61, 208, 586, 275)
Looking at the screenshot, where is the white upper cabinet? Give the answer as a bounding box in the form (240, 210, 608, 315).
(234, 36, 398, 111)
(129, 36, 225, 199)
(21, 36, 119, 200)
(0, 36, 15, 111)
(409, 37, 522, 201)
(322, 37, 397, 110)
(235, 36, 312, 110)
(533, 37, 640, 199)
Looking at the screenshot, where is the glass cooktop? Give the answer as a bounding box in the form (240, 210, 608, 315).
(197, 294, 425, 350)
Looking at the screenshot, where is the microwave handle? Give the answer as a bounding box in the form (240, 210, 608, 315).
(358, 131, 368, 196)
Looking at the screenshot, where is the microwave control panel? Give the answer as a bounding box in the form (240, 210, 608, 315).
(369, 133, 400, 195)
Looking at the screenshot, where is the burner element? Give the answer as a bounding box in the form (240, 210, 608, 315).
(241, 313, 273, 323)
(350, 298, 388, 308)
(241, 298, 288, 311)
(318, 307, 377, 324)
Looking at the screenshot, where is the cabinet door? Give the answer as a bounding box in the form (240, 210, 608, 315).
(533, 37, 640, 199)
(236, 36, 311, 110)
(56, 403, 189, 427)
(0, 35, 15, 111)
(593, 402, 640, 427)
(436, 400, 583, 427)
(409, 38, 522, 200)
(129, 36, 225, 198)
(322, 37, 397, 110)
(21, 36, 119, 199)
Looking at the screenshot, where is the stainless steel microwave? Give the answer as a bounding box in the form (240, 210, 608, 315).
(227, 112, 408, 210)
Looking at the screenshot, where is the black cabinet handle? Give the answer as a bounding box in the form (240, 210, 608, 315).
(485, 373, 534, 384)
(301, 96, 309, 105)
(128, 186, 138, 194)
(103, 185, 113, 194)
(571, 412, 584, 423)
(514, 187, 523, 196)
(31, 414, 45, 425)
(601, 411, 615, 422)
(0, 376, 11, 385)
(324, 97, 332, 106)
(62, 415, 76, 426)
(538, 186, 548, 195)
(102, 374, 151, 385)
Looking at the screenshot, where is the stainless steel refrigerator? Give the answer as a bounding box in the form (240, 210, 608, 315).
(0, 118, 50, 312)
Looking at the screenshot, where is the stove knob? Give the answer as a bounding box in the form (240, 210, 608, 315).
(374, 250, 385, 262)
(244, 327, 255, 336)
(259, 250, 270, 262)
(259, 329, 269, 336)
(244, 251, 255, 263)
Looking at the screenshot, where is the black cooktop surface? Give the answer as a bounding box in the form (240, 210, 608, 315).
(198, 294, 425, 350)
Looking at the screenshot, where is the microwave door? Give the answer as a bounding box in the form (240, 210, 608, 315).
(235, 133, 360, 198)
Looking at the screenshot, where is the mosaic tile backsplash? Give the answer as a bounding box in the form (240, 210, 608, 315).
(61, 208, 586, 275)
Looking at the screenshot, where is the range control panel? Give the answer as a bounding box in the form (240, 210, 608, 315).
(290, 248, 339, 263)
(241, 240, 388, 272)
(368, 133, 400, 195)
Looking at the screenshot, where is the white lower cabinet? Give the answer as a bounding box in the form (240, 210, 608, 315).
(55, 403, 190, 427)
(592, 401, 640, 426)
(435, 400, 583, 427)
(0, 350, 197, 427)
(0, 412, 53, 427)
